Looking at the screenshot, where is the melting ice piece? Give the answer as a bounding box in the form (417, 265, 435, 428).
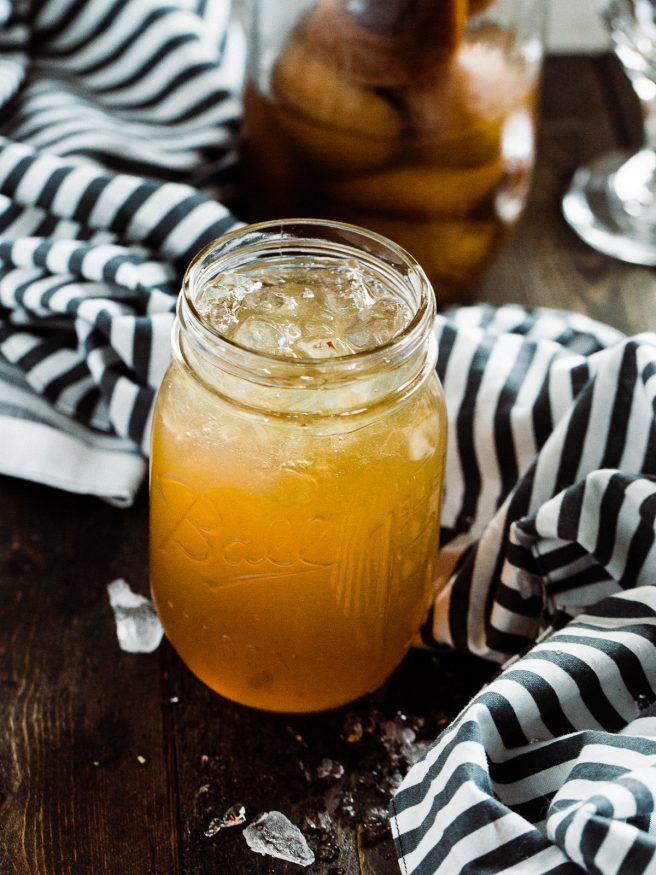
(243, 811, 315, 867)
(106, 579, 163, 653)
(380, 720, 417, 751)
(361, 806, 390, 845)
(233, 317, 287, 353)
(316, 758, 345, 780)
(345, 299, 408, 349)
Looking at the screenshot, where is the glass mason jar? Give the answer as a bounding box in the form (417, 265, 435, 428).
(239, 0, 545, 301)
(149, 220, 447, 713)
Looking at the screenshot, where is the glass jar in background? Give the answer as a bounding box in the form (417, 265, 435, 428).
(149, 220, 447, 713)
(239, 0, 546, 301)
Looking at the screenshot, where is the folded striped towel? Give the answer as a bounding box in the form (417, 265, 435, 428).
(0, 0, 243, 502)
(3, 3, 656, 873)
(394, 305, 656, 874)
(393, 588, 656, 875)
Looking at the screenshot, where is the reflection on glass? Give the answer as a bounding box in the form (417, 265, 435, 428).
(563, 0, 656, 265)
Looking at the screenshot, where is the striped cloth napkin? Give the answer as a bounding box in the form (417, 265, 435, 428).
(394, 306, 656, 874)
(0, 0, 242, 504)
(3, 2, 656, 874)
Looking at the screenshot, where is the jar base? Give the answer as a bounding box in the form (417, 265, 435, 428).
(176, 649, 402, 714)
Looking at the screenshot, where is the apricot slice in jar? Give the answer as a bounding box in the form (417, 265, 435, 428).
(302, 0, 468, 86)
(273, 39, 402, 139)
(344, 213, 499, 293)
(325, 160, 504, 217)
(270, 104, 401, 174)
(401, 39, 531, 168)
(270, 38, 402, 172)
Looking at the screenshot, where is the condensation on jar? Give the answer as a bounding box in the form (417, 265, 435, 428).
(149, 220, 447, 713)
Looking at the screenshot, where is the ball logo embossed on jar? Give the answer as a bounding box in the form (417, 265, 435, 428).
(156, 473, 335, 584)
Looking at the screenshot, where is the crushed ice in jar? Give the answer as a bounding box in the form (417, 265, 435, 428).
(195, 261, 412, 360)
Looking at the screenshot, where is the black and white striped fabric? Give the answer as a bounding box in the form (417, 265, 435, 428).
(3, 3, 656, 872)
(425, 304, 653, 663)
(0, 0, 243, 503)
(392, 588, 656, 874)
(393, 305, 656, 874)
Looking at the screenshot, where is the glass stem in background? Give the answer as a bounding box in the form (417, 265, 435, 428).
(611, 93, 656, 223)
(562, 61, 656, 266)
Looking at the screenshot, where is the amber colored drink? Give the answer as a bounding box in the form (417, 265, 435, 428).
(150, 365, 445, 712)
(149, 224, 447, 712)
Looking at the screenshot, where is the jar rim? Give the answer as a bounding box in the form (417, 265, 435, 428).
(179, 218, 435, 379)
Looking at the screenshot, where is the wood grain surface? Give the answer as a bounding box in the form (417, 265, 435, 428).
(1, 54, 655, 874)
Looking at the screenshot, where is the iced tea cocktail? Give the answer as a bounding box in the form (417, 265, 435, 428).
(149, 221, 447, 712)
(241, 0, 545, 299)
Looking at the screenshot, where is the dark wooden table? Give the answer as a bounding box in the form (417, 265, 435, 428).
(2, 54, 656, 875)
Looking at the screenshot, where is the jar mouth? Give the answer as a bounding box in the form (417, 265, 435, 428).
(180, 218, 435, 379)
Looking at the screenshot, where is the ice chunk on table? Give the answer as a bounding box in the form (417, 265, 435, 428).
(243, 811, 315, 866)
(106, 578, 163, 653)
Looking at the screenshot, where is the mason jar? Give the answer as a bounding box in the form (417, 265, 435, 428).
(149, 220, 447, 712)
(239, 0, 546, 300)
